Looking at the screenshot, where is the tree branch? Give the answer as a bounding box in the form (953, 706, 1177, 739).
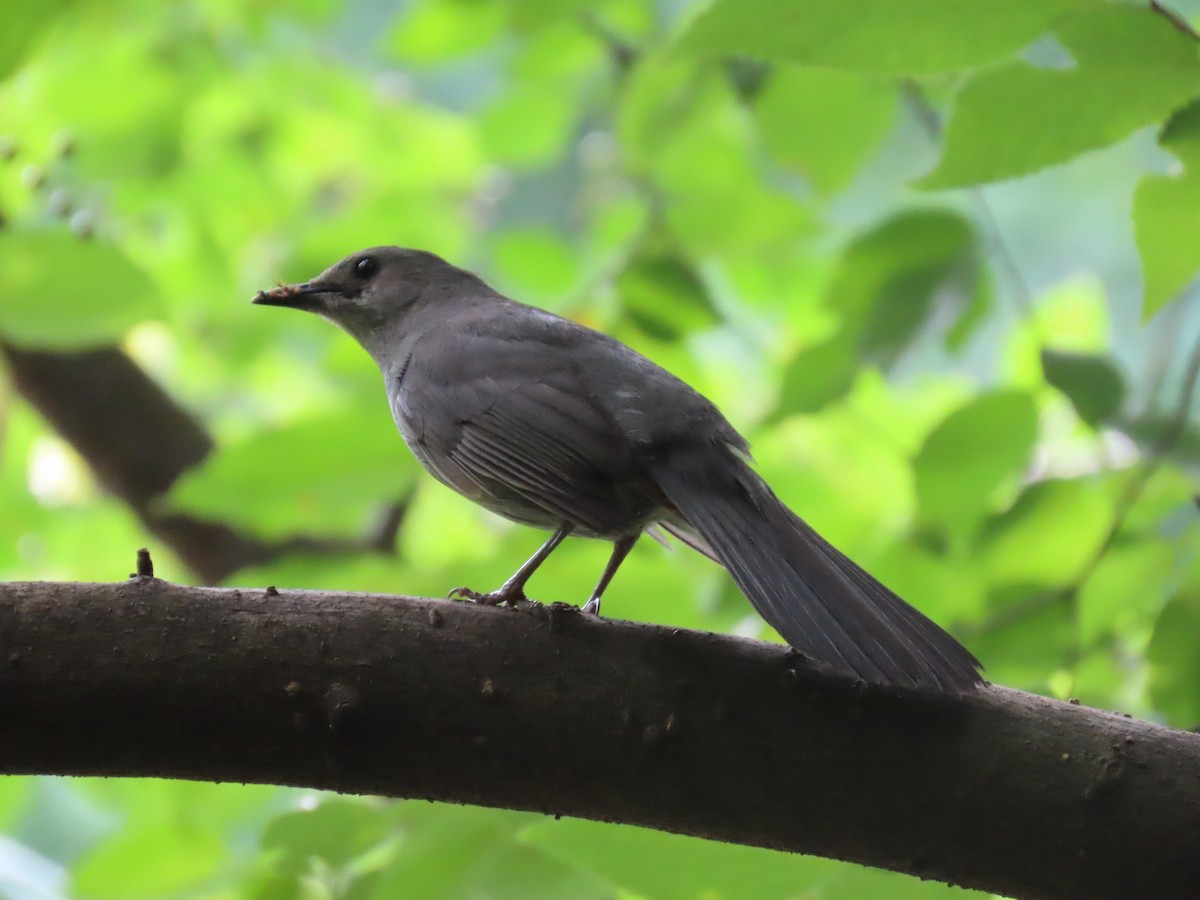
(0, 344, 404, 583)
(2, 578, 1197, 900)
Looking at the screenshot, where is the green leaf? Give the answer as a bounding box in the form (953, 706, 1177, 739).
(477, 79, 577, 167)
(921, 6, 1200, 188)
(387, 0, 506, 65)
(2, 29, 188, 179)
(678, 0, 1092, 75)
(1002, 276, 1111, 387)
(0, 778, 30, 829)
(72, 824, 225, 899)
(371, 805, 606, 900)
(834, 209, 977, 365)
(1039, 349, 1126, 427)
(0, 230, 161, 348)
(754, 66, 895, 195)
(475, 25, 597, 168)
(979, 478, 1113, 588)
(773, 331, 858, 416)
(0, 0, 72, 80)
(500, 0, 599, 31)
(1135, 100, 1200, 320)
(491, 229, 580, 304)
(169, 406, 417, 542)
(973, 586, 1076, 690)
(616, 253, 719, 341)
(617, 53, 698, 175)
(1134, 169, 1200, 320)
(945, 266, 994, 351)
(825, 865, 988, 899)
(772, 211, 977, 417)
(914, 390, 1038, 529)
(1148, 593, 1200, 729)
(521, 817, 834, 900)
(1077, 541, 1174, 644)
(618, 56, 814, 255)
(262, 800, 394, 877)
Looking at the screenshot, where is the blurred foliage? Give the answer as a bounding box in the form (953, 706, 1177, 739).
(2, 0, 1200, 897)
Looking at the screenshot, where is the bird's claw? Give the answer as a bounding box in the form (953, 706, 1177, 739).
(448, 585, 527, 607)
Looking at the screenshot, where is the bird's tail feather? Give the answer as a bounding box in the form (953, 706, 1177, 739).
(650, 446, 983, 692)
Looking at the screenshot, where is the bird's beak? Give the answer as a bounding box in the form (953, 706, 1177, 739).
(251, 281, 336, 311)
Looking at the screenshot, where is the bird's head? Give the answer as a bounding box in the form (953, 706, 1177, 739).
(253, 246, 483, 361)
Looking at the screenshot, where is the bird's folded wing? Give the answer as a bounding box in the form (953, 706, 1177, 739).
(447, 379, 642, 535)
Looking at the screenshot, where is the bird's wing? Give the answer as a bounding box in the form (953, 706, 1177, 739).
(443, 376, 650, 536)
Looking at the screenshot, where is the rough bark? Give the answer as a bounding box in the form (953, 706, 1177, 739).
(1, 578, 1197, 900)
(1, 344, 402, 582)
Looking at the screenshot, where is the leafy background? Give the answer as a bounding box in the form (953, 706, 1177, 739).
(2, 0, 1200, 897)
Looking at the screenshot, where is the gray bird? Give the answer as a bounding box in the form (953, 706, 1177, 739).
(254, 247, 983, 692)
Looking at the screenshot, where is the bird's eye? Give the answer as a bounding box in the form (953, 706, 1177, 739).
(354, 256, 378, 278)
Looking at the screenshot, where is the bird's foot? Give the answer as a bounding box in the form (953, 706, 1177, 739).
(448, 585, 527, 607)
(580, 596, 602, 616)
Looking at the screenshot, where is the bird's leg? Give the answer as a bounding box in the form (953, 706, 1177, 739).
(449, 523, 573, 606)
(581, 533, 639, 616)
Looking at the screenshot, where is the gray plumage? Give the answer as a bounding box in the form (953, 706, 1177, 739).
(254, 246, 983, 692)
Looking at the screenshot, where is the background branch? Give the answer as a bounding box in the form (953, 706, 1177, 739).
(2, 577, 1198, 900)
(1, 344, 404, 583)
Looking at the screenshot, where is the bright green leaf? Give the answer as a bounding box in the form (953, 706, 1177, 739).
(979, 478, 1113, 588)
(754, 66, 895, 195)
(1039, 349, 1126, 427)
(169, 406, 417, 542)
(387, 0, 506, 65)
(825, 864, 987, 899)
(914, 390, 1038, 529)
(1134, 171, 1200, 319)
(617, 53, 698, 175)
(371, 805, 606, 900)
(491, 229, 580, 304)
(1121, 465, 1198, 532)
(1077, 541, 1174, 644)
(501, 0, 598, 31)
(0, 0, 72, 80)
(0, 229, 161, 348)
(1, 29, 187, 179)
(773, 331, 859, 416)
(478, 80, 577, 168)
(71, 824, 225, 899)
(619, 56, 815, 255)
(1135, 100, 1200, 319)
(521, 817, 835, 900)
(263, 800, 394, 878)
(0, 778, 30, 829)
(921, 6, 1200, 188)
(973, 587, 1076, 691)
(1148, 593, 1200, 728)
(678, 0, 1093, 75)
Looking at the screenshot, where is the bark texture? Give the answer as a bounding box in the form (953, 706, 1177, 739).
(2, 578, 1198, 900)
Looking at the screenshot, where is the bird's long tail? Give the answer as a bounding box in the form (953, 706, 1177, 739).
(650, 444, 983, 692)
